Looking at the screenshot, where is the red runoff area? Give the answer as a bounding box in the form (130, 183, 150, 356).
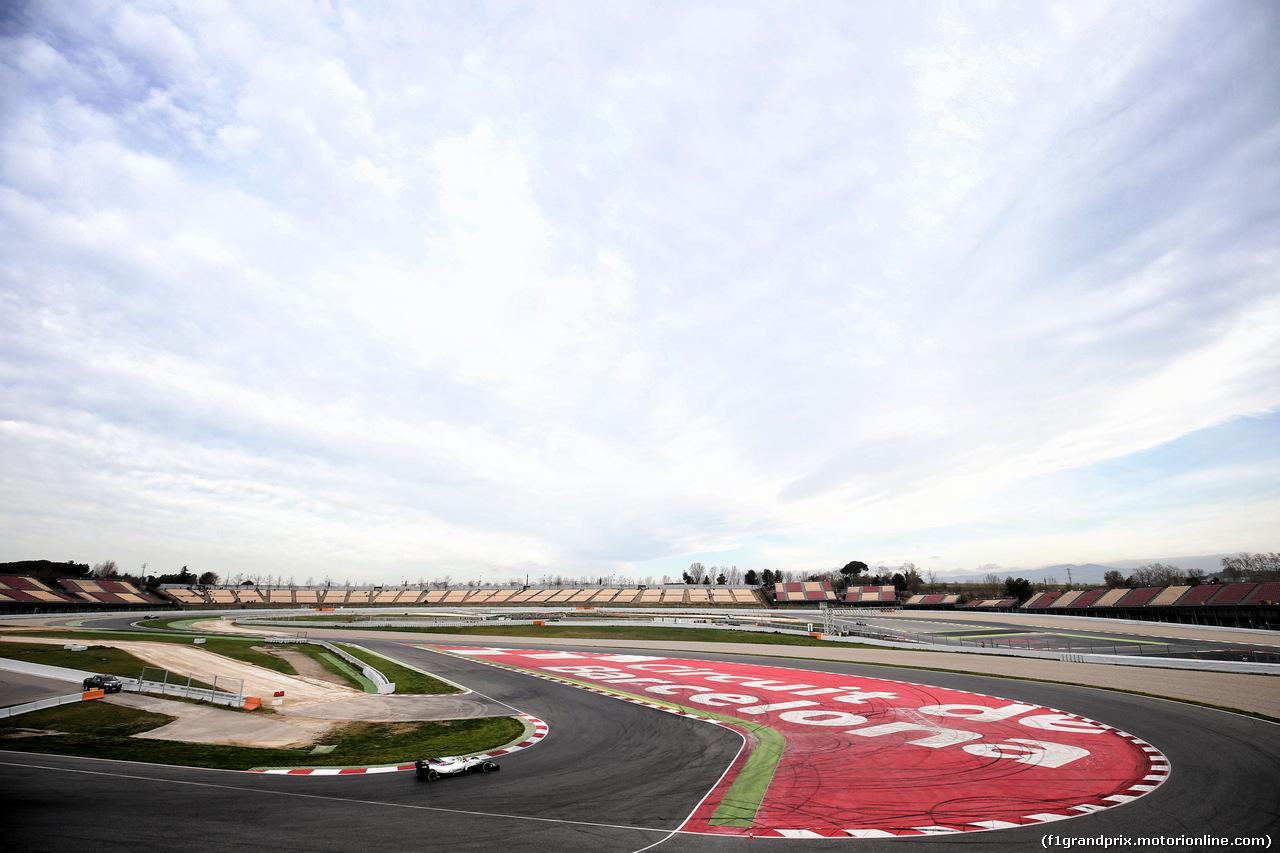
(436, 647, 1165, 838)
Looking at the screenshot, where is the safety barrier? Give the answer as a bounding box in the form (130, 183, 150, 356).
(248, 636, 394, 694)
(136, 666, 245, 707)
(0, 691, 99, 719)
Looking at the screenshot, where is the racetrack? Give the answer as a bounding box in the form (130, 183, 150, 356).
(3, 638, 1278, 852)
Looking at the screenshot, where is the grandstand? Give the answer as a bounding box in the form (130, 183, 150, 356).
(1175, 585, 1219, 606)
(961, 598, 1018, 608)
(148, 583, 762, 609)
(903, 593, 961, 606)
(844, 585, 898, 604)
(889, 580, 1278, 632)
(1049, 590, 1085, 608)
(1, 562, 1271, 629)
(1066, 589, 1108, 608)
(1207, 583, 1258, 606)
(1021, 591, 1062, 609)
(0, 576, 78, 604)
(1244, 582, 1280, 605)
(1115, 587, 1163, 607)
(773, 582, 837, 602)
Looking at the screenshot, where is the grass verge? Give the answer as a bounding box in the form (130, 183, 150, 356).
(338, 624, 874, 647)
(336, 644, 462, 695)
(0, 701, 526, 770)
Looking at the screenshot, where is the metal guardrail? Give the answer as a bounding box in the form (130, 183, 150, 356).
(252, 636, 394, 694)
(0, 692, 90, 719)
(136, 666, 246, 707)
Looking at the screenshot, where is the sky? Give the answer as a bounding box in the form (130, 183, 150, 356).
(1, 1, 1278, 585)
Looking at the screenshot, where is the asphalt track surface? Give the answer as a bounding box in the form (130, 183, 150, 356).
(4, 638, 1280, 852)
(822, 611, 1280, 658)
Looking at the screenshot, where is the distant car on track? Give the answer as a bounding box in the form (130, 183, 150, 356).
(414, 756, 500, 781)
(82, 674, 123, 693)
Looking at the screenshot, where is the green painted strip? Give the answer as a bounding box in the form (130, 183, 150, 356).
(430, 648, 785, 829)
(949, 631, 1047, 639)
(946, 630, 1169, 646)
(319, 652, 376, 692)
(707, 721, 784, 827)
(1055, 632, 1170, 646)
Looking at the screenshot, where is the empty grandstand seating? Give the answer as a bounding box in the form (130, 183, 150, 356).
(0, 576, 78, 604)
(961, 598, 1017, 608)
(905, 593, 959, 606)
(843, 585, 897, 604)
(1148, 586, 1190, 607)
(1115, 587, 1163, 607)
(1066, 589, 1107, 608)
(1090, 588, 1128, 607)
(1175, 585, 1219, 606)
(1022, 591, 1062, 609)
(1049, 590, 1085, 608)
(1207, 583, 1258, 606)
(914, 581, 1280, 613)
(1244, 582, 1280, 605)
(773, 582, 837, 602)
(165, 588, 207, 605)
(144, 584, 757, 609)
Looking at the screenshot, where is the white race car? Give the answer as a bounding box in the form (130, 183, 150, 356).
(414, 756, 500, 781)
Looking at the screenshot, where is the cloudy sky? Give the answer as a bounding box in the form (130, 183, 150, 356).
(2, 1, 1278, 585)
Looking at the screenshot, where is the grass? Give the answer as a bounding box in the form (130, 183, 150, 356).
(348, 624, 872, 647)
(336, 644, 462, 695)
(0, 701, 526, 770)
(135, 617, 222, 631)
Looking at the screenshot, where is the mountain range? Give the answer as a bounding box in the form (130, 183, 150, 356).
(935, 554, 1236, 585)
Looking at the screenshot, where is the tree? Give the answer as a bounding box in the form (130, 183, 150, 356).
(92, 560, 120, 578)
(198, 571, 219, 586)
(840, 561, 868, 583)
(1221, 552, 1280, 581)
(716, 572, 727, 585)
(1103, 570, 1125, 589)
(1186, 567, 1205, 586)
(687, 563, 707, 584)
(900, 563, 923, 595)
(744, 569, 759, 586)
(1128, 563, 1184, 587)
(890, 572, 907, 592)
(1005, 577, 1034, 602)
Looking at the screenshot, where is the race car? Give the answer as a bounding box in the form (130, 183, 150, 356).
(82, 674, 123, 693)
(414, 755, 500, 781)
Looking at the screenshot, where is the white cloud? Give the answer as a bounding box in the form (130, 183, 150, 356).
(1, 1, 1277, 581)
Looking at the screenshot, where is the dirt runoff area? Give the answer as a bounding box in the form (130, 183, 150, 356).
(185, 618, 292, 637)
(13, 636, 362, 709)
